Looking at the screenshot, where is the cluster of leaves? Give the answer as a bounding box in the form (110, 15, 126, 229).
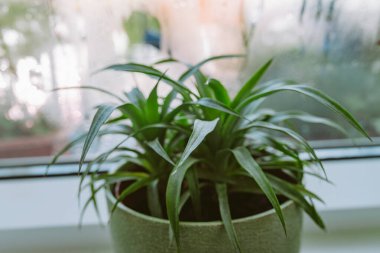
(50, 55, 369, 253)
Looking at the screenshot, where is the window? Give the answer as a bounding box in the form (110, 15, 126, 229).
(0, 0, 379, 166)
(244, 0, 380, 145)
(0, 1, 145, 161)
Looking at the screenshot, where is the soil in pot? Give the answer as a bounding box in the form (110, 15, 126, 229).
(113, 174, 289, 222)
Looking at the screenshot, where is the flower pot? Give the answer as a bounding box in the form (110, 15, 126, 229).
(106, 189, 303, 253)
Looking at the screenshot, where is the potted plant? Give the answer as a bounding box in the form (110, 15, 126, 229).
(51, 55, 369, 253)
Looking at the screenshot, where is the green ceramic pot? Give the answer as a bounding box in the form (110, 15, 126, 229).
(106, 189, 303, 253)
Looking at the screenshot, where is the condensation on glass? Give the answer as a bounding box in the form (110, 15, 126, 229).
(244, 0, 380, 144)
(0, 0, 379, 161)
(0, 0, 140, 159)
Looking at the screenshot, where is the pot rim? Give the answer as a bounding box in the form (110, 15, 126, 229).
(106, 187, 295, 227)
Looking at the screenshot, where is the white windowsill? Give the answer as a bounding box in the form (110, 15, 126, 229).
(0, 158, 379, 252)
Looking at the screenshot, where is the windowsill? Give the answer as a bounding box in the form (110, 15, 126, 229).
(1, 145, 380, 180)
(0, 209, 379, 253)
(0, 157, 379, 252)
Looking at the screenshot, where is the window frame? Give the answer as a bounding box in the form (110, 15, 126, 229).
(1, 144, 379, 180)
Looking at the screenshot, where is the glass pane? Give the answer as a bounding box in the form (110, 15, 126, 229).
(1, 0, 378, 163)
(0, 0, 142, 160)
(243, 0, 380, 145)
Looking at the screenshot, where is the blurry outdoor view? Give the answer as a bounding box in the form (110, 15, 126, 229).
(0, 0, 379, 160)
(244, 0, 380, 146)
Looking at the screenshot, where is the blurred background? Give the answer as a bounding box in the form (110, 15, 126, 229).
(0, 1, 379, 252)
(0, 0, 379, 162)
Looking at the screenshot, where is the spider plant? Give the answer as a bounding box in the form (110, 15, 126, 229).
(50, 55, 369, 253)
(48, 69, 194, 220)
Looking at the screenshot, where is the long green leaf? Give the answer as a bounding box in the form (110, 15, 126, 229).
(269, 111, 348, 136)
(231, 59, 272, 108)
(146, 70, 167, 122)
(208, 78, 231, 105)
(192, 70, 211, 97)
(215, 183, 242, 253)
(195, 98, 241, 118)
(103, 63, 195, 99)
(147, 179, 163, 218)
(146, 84, 160, 122)
(167, 119, 219, 250)
(268, 174, 325, 229)
(117, 103, 144, 127)
(146, 138, 175, 165)
(185, 168, 201, 220)
(79, 104, 116, 172)
(178, 183, 207, 213)
(79, 182, 104, 227)
(236, 83, 370, 139)
(287, 85, 370, 139)
(162, 103, 191, 123)
(232, 146, 286, 234)
(92, 171, 149, 183)
(111, 177, 153, 214)
(125, 88, 146, 108)
(178, 118, 219, 165)
(153, 58, 179, 65)
(161, 90, 177, 117)
(178, 54, 245, 82)
(46, 132, 87, 174)
(166, 158, 199, 251)
(52, 86, 125, 103)
(105, 115, 128, 124)
(240, 122, 325, 176)
(268, 175, 324, 203)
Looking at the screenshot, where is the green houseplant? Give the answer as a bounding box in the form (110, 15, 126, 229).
(51, 55, 369, 253)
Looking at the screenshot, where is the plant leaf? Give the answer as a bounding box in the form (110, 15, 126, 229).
(215, 183, 242, 253)
(153, 58, 180, 65)
(178, 54, 245, 82)
(166, 158, 199, 251)
(105, 115, 128, 124)
(146, 83, 160, 122)
(146, 138, 175, 165)
(236, 83, 370, 139)
(92, 171, 149, 183)
(178, 118, 219, 165)
(195, 98, 241, 118)
(231, 59, 272, 108)
(117, 103, 144, 127)
(147, 179, 163, 218)
(166, 118, 219, 250)
(192, 70, 211, 97)
(240, 121, 325, 176)
(79, 104, 116, 172)
(102, 63, 195, 99)
(185, 168, 201, 220)
(79, 181, 104, 227)
(232, 146, 286, 234)
(111, 177, 153, 214)
(161, 90, 178, 117)
(208, 78, 231, 105)
(288, 85, 370, 139)
(270, 111, 348, 136)
(52, 86, 125, 103)
(268, 174, 325, 229)
(125, 87, 146, 108)
(46, 132, 87, 174)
